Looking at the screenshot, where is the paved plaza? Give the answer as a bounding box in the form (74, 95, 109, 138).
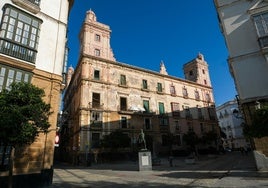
(51, 151, 268, 188)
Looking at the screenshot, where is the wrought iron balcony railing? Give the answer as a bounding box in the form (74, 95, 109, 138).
(258, 35, 268, 48)
(0, 38, 36, 63)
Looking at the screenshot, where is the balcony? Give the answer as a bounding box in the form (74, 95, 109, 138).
(118, 83, 128, 88)
(12, 0, 41, 14)
(0, 39, 37, 63)
(198, 115, 204, 120)
(258, 35, 268, 49)
(185, 113, 193, 119)
(172, 111, 181, 118)
(90, 121, 103, 129)
(159, 125, 169, 132)
(26, 0, 41, 5)
(156, 89, 164, 95)
(89, 102, 104, 110)
(140, 111, 156, 116)
(209, 116, 216, 121)
(183, 94, 189, 99)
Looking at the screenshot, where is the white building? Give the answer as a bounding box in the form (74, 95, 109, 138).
(216, 100, 249, 150)
(214, 0, 268, 170)
(0, 0, 73, 186)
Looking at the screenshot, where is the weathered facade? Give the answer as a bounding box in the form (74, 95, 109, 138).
(0, 0, 73, 186)
(62, 10, 219, 164)
(214, 0, 268, 170)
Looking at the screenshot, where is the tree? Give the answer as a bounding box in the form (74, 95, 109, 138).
(201, 131, 218, 145)
(0, 82, 51, 187)
(0, 82, 51, 146)
(243, 105, 268, 138)
(182, 131, 199, 151)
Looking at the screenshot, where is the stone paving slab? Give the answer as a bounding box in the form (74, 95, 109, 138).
(51, 152, 268, 188)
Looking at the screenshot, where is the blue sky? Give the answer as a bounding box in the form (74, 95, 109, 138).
(67, 0, 237, 106)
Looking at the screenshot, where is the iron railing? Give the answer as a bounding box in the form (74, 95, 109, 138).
(0, 38, 36, 63)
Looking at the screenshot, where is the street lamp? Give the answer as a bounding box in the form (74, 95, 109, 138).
(232, 108, 243, 119)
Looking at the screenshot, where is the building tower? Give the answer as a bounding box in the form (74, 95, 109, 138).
(183, 53, 212, 87)
(79, 10, 115, 61)
(63, 10, 219, 165)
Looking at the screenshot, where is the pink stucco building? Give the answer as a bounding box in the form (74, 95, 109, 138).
(61, 10, 219, 163)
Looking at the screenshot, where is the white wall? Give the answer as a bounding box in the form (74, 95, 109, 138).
(215, 0, 268, 101)
(0, 0, 70, 76)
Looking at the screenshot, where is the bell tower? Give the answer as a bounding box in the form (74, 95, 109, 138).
(183, 53, 211, 87)
(79, 10, 116, 61)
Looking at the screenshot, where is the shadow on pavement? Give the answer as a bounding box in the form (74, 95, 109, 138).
(51, 180, 213, 188)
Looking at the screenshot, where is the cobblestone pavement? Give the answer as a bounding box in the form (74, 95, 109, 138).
(51, 151, 268, 188)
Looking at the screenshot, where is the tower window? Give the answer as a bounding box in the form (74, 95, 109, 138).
(95, 49, 100, 56)
(94, 70, 100, 80)
(95, 34, 101, 42)
(202, 69, 205, 74)
(204, 79, 207, 85)
(92, 93, 100, 108)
